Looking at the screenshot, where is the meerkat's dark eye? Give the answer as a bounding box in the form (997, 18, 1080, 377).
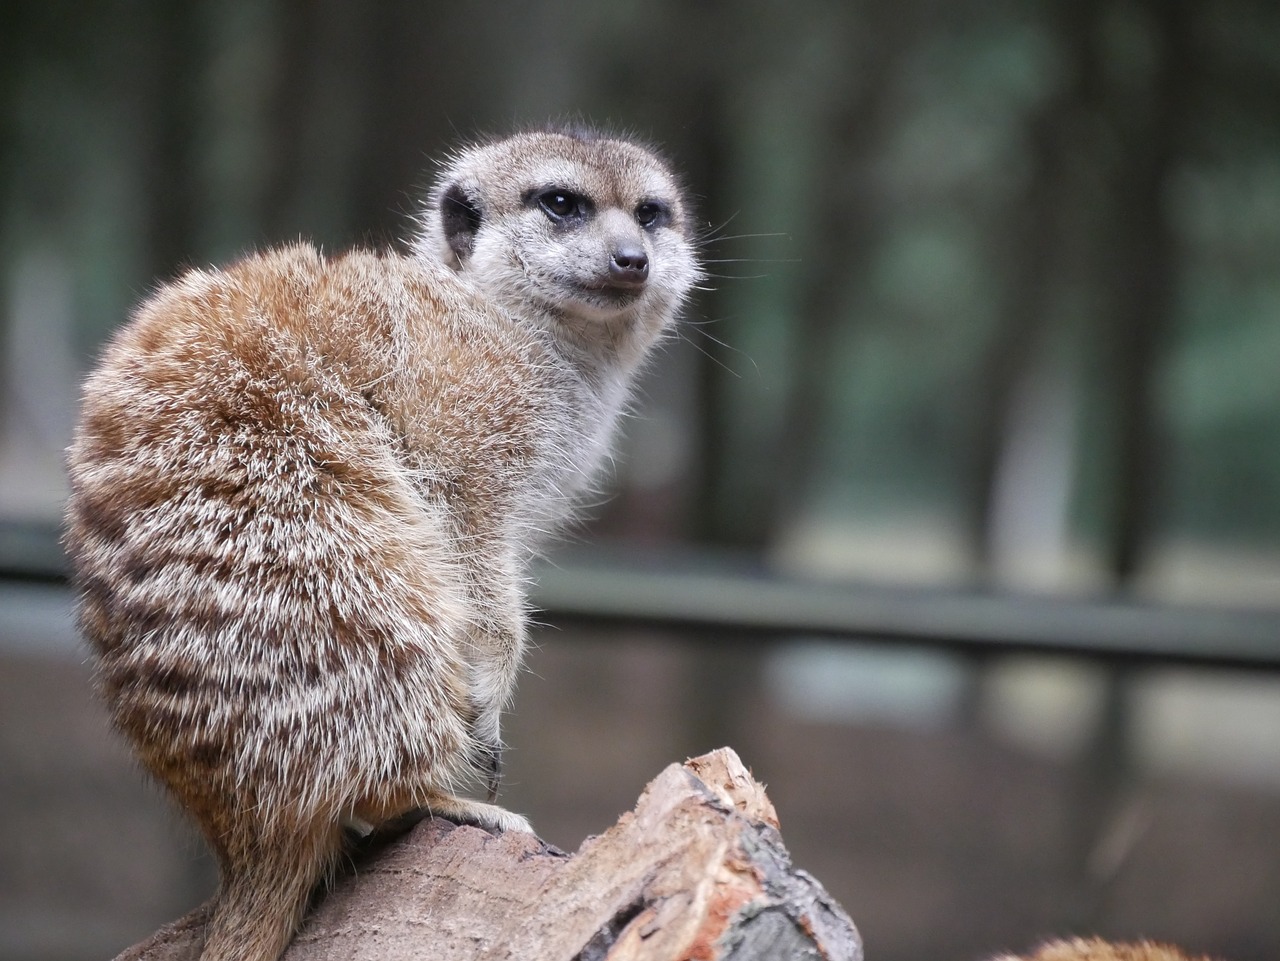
(635, 200, 671, 229)
(535, 189, 588, 224)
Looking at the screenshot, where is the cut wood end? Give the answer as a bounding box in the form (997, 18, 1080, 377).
(571, 747, 857, 961)
(683, 747, 781, 830)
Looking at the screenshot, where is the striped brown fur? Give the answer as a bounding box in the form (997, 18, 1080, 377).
(994, 939, 1223, 961)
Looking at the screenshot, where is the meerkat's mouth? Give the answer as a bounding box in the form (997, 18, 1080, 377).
(552, 283, 646, 322)
(574, 280, 646, 306)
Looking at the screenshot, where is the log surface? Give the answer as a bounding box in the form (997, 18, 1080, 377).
(116, 748, 862, 961)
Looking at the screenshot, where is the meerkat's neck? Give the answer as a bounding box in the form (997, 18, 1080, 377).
(541, 304, 672, 395)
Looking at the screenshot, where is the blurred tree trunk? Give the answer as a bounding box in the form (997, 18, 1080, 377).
(1046, 0, 1191, 934)
(1096, 0, 1191, 585)
(965, 1, 1097, 583)
(258, 0, 320, 240)
(344, 2, 456, 243)
(685, 96, 741, 547)
(258, 1, 508, 247)
(757, 2, 924, 550)
(0, 2, 28, 451)
(969, 0, 1188, 589)
(137, 0, 204, 282)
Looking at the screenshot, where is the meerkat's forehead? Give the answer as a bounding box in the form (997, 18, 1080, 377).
(442, 131, 685, 209)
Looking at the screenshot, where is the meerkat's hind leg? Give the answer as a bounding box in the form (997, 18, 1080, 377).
(341, 806, 435, 851)
(478, 740, 503, 803)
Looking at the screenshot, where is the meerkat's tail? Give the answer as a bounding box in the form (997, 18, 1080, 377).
(200, 821, 344, 961)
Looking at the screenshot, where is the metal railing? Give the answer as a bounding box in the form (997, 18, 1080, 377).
(9, 519, 1278, 671)
(534, 547, 1280, 671)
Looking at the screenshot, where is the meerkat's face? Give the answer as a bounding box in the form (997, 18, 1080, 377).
(417, 130, 700, 349)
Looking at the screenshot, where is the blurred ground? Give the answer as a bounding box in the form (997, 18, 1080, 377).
(504, 633, 1280, 961)
(3, 595, 1279, 961)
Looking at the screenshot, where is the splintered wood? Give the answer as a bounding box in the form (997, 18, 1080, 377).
(114, 748, 862, 961)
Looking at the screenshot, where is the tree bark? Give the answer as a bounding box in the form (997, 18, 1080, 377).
(114, 748, 862, 961)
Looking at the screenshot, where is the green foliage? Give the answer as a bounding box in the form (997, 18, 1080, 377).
(3, 0, 1279, 595)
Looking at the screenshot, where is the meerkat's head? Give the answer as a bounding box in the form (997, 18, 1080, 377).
(416, 127, 701, 364)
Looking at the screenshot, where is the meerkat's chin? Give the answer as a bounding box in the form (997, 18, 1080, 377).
(573, 284, 645, 310)
(529, 281, 645, 323)
(558, 293, 651, 328)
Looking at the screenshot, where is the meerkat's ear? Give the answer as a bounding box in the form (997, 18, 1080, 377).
(439, 182, 483, 263)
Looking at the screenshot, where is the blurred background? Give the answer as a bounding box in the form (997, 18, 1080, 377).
(2, 1, 1280, 959)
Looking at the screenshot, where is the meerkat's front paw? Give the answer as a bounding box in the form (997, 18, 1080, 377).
(426, 794, 533, 835)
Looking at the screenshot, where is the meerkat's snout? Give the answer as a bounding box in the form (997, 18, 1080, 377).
(587, 211, 652, 301)
(601, 211, 651, 291)
(608, 244, 648, 286)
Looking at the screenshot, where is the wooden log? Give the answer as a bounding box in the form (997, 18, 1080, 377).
(114, 748, 862, 961)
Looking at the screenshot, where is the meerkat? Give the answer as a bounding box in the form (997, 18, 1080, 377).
(992, 938, 1221, 961)
(64, 127, 700, 961)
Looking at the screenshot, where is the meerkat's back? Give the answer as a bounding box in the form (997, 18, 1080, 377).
(65, 128, 699, 961)
(994, 939, 1223, 961)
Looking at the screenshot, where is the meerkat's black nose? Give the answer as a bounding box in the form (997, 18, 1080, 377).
(609, 247, 649, 286)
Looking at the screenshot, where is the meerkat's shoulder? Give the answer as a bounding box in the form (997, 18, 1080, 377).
(112, 243, 462, 355)
(159, 243, 440, 306)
